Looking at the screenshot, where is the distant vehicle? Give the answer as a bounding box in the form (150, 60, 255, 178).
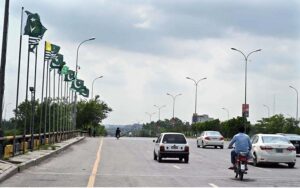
(153, 132, 189, 163)
(197, 131, 224, 149)
(250, 134, 296, 168)
(277, 133, 300, 154)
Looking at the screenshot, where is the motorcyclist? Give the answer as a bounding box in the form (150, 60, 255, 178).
(228, 126, 252, 170)
(115, 127, 121, 139)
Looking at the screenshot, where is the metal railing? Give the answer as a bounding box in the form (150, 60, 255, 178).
(0, 130, 82, 159)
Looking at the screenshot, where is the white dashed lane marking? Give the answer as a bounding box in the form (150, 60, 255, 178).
(173, 165, 181, 169)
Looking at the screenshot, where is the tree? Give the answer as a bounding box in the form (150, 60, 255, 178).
(76, 95, 112, 135)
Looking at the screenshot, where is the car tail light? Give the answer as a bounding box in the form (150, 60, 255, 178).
(160, 145, 165, 152)
(220, 137, 224, 140)
(184, 146, 189, 152)
(287, 146, 296, 151)
(204, 137, 210, 140)
(260, 146, 273, 150)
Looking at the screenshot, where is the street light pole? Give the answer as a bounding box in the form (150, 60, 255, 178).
(145, 112, 156, 122)
(221, 107, 229, 120)
(186, 77, 207, 115)
(73, 37, 95, 132)
(231, 48, 261, 132)
(91, 75, 103, 99)
(166, 93, 182, 119)
(263, 104, 270, 118)
(289, 86, 298, 120)
(154, 105, 166, 121)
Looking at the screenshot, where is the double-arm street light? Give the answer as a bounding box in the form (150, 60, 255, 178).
(289, 85, 298, 120)
(166, 93, 182, 119)
(154, 105, 166, 121)
(263, 104, 270, 118)
(145, 112, 156, 122)
(186, 77, 207, 115)
(221, 107, 229, 120)
(231, 48, 261, 117)
(91, 75, 103, 99)
(74, 37, 95, 130)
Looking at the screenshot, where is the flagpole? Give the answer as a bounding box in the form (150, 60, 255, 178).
(44, 61, 49, 143)
(53, 70, 56, 143)
(30, 45, 38, 151)
(24, 38, 31, 148)
(48, 68, 51, 144)
(13, 6, 24, 156)
(59, 74, 65, 138)
(39, 41, 46, 144)
(57, 73, 60, 141)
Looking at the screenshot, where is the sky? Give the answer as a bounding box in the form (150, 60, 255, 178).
(0, 0, 300, 125)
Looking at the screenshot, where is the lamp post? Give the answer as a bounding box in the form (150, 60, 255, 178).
(145, 112, 156, 122)
(4, 102, 12, 120)
(186, 77, 207, 115)
(29, 86, 35, 151)
(221, 107, 229, 120)
(231, 48, 261, 132)
(263, 104, 270, 118)
(91, 75, 103, 99)
(73, 37, 95, 132)
(154, 105, 166, 121)
(289, 85, 298, 120)
(166, 93, 182, 119)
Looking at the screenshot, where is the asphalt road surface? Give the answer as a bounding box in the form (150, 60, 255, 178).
(1, 137, 300, 187)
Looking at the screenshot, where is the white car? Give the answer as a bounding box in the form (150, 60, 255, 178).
(153, 132, 189, 163)
(251, 134, 297, 168)
(196, 131, 224, 149)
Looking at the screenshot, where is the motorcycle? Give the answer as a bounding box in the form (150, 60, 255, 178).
(234, 152, 248, 180)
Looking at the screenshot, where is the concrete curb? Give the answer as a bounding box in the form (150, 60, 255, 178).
(0, 162, 18, 183)
(0, 137, 85, 183)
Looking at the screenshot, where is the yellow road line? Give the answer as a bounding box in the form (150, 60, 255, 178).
(87, 137, 103, 188)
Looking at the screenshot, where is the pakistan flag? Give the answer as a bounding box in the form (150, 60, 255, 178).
(24, 11, 47, 38)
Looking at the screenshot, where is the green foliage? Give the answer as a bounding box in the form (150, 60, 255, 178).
(76, 95, 112, 132)
(251, 114, 300, 135)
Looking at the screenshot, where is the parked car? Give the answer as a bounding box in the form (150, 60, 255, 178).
(153, 132, 189, 163)
(250, 134, 297, 168)
(277, 133, 300, 154)
(196, 131, 224, 149)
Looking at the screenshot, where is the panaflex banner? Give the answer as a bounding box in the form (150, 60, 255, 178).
(242, 104, 249, 117)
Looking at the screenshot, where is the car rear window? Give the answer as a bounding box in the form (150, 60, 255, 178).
(262, 136, 290, 144)
(206, 131, 221, 136)
(162, 134, 187, 144)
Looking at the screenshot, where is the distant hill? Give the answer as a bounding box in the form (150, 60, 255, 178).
(105, 124, 143, 136)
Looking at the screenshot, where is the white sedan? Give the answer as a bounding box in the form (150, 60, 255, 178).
(196, 131, 224, 149)
(251, 134, 297, 168)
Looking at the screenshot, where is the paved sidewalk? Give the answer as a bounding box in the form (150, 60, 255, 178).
(0, 136, 85, 183)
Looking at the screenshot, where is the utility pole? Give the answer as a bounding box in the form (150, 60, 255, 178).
(0, 0, 10, 128)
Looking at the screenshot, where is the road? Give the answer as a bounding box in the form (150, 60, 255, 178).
(1, 137, 300, 187)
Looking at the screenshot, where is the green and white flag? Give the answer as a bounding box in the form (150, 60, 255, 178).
(24, 11, 47, 52)
(50, 54, 64, 69)
(71, 79, 84, 92)
(61, 65, 69, 75)
(64, 70, 76, 82)
(79, 86, 89, 98)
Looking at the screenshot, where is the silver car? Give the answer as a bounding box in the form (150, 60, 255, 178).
(251, 134, 297, 168)
(197, 131, 224, 149)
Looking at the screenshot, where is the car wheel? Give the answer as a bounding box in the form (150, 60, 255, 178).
(288, 163, 295, 168)
(153, 151, 157, 160)
(197, 141, 200, 148)
(158, 153, 162, 163)
(179, 157, 183, 162)
(253, 153, 259, 167)
(184, 156, 189, 163)
(202, 141, 206, 148)
(220, 146, 224, 149)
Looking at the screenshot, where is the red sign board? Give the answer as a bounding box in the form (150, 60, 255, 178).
(242, 104, 249, 117)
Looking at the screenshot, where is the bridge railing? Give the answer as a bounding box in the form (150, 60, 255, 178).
(0, 131, 82, 159)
